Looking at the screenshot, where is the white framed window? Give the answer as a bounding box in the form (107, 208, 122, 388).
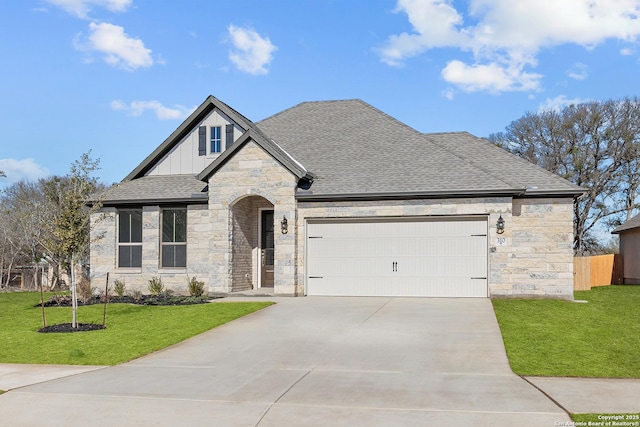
(161, 208, 187, 268)
(211, 126, 221, 153)
(118, 209, 142, 268)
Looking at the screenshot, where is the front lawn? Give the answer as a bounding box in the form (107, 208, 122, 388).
(492, 285, 640, 378)
(0, 292, 272, 366)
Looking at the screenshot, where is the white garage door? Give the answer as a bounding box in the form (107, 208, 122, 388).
(306, 217, 488, 297)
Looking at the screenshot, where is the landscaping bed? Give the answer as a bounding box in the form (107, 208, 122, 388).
(39, 293, 218, 307)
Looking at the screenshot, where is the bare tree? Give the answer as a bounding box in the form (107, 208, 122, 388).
(489, 98, 640, 254)
(0, 181, 47, 289)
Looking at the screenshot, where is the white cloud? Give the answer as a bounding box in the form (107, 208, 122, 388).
(621, 47, 635, 55)
(441, 59, 541, 93)
(441, 88, 455, 100)
(0, 159, 50, 186)
(75, 22, 153, 70)
(44, 0, 131, 19)
(379, 0, 640, 93)
(567, 62, 588, 80)
(110, 100, 195, 120)
(227, 25, 277, 75)
(538, 95, 589, 113)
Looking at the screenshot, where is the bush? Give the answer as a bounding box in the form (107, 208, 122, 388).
(113, 280, 126, 297)
(77, 276, 96, 302)
(187, 276, 206, 297)
(147, 277, 165, 295)
(129, 290, 143, 302)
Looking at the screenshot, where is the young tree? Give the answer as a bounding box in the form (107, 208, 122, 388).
(41, 152, 104, 328)
(489, 98, 640, 254)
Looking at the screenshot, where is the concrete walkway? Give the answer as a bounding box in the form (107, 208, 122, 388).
(0, 297, 635, 426)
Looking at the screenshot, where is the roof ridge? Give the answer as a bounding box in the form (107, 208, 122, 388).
(467, 134, 583, 191)
(257, 99, 363, 124)
(424, 131, 469, 136)
(424, 133, 519, 191)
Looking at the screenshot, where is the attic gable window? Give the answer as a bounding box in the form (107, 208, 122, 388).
(211, 126, 221, 153)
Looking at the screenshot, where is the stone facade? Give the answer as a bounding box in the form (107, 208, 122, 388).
(206, 141, 298, 295)
(296, 196, 574, 299)
(91, 142, 575, 299)
(91, 204, 211, 293)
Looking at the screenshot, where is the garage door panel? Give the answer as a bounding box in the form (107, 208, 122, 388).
(395, 256, 485, 277)
(308, 257, 391, 277)
(393, 236, 487, 257)
(306, 217, 488, 298)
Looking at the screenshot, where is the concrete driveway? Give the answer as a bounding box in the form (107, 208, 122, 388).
(0, 297, 568, 426)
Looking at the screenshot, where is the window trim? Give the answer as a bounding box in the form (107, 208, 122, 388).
(117, 209, 142, 269)
(210, 126, 221, 153)
(160, 207, 187, 268)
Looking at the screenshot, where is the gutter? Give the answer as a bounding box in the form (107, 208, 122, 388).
(296, 187, 583, 202)
(100, 194, 209, 207)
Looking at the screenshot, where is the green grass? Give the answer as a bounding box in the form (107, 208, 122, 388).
(492, 285, 640, 378)
(0, 292, 272, 365)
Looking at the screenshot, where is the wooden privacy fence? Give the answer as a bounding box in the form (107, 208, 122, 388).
(574, 254, 623, 291)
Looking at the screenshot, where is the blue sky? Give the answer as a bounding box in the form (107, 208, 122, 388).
(1, 0, 640, 186)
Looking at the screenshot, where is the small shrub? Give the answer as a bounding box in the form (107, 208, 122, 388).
(187, 276, 205, 297)
(147, 277, 165, 295)
(129, 290, 143, 301)
(77, 277, 96, 302)
(113, 280, 126, 297)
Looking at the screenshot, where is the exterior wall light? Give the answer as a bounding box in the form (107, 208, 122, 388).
(496, 215, 505, 234)
(281, 215, 288, 234)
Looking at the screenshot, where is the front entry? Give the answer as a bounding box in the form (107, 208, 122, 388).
(260, 210, 274, 288)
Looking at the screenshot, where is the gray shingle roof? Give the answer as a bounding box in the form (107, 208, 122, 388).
(109, 97, 582, 204)
(425, 132, 583, 196)
(99, 175, 208, 205)
(612, 213, 640, 234)
(257, 100, 581, 199)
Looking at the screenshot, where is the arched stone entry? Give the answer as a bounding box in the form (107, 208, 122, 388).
(230, 195, 274, 292)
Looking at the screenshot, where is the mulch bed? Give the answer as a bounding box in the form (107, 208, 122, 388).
(38, 294, 218, 308)
(36, 294, 220, 333)
(38, 323, 107, 333)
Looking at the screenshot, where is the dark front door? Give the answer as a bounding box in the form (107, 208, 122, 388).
(260, 210, 274, 288)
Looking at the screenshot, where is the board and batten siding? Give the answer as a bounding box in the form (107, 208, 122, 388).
(147, 109, 242, 176)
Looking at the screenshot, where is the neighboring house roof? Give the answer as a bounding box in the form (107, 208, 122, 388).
(100, 175, 208, 205)
(257, 100, 582, 200)
(612, 213, 640, 234)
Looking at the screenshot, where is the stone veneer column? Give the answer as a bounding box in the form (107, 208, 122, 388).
(207, 141, 298, 295)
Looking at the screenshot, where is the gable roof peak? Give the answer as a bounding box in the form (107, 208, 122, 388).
(123, 95, 255, 181)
